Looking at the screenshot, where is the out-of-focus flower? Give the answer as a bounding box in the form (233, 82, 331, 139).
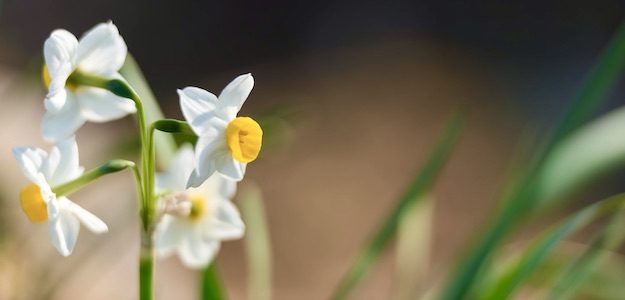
(179, 74, 262, 186)
(42, 21, 136, 142)
(13, 137, 108, 256)
(155, 144, 244, 268)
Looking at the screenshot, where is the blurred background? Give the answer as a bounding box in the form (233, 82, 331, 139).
(1, 1, 625, 299)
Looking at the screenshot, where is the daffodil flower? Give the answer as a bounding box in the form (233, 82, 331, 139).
(155, 144, 245, 268)
(179, 74, 262, 186)
(13, 137, 108, 256)
(42, 21, 136, 142)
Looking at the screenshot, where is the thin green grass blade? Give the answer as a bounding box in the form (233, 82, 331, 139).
(511, 243, 625, 299)
(563, 257, 625, 300)
(477, 104, 625, 299)
(240, 183, 273, 300)
(550, 20, 625, 145)
(392, 195, 433, 300)
(331, 112, 465, 300)
(441, 19, 625, 300)
(548, 208, 625, 299)
(120, 54, 177, 166)
(479, 193, 625, 300)
(201, 264, 227, 300)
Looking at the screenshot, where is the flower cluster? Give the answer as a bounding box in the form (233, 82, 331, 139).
(12, 21, 262, 270)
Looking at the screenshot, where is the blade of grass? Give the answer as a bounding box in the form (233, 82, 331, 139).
(392, 195, 433, 300)
(479, 193, 625, 299)
(240, 183, 273, 300)
(551, 19, 625, 144)
(441, 19, 625, 299)
(507, 242, 625, 299)
(503, 242, 625, 299)
(548, 208, 625, 300)
(562, 257, 625, 300)
(331, 112, 465, 300)
(201, 264, 226, 300)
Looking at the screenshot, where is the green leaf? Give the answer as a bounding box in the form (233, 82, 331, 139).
(240, 183, 273, 300)
(537, 106, 625, 205)
(120, 54, 177, 167)
(393, 195, 433, 300)
(550, 20, 625, 144)
(479, 193, 625, 300)
(201, 264, 227, 300)
(548, 205, 625, 300)
(331, 112, 465, 300)
(441, 19, 625, 300)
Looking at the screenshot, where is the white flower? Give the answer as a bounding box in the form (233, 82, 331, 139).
(155, 144, 244, 268)
(42, 21, 136, 142)
(179, 73, 262, 186)
(12, 137, 108, 256)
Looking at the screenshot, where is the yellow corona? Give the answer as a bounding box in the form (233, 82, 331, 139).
(19, 184, 48, 222)
(226, 117, 263, 163)
(42, 65, 52, 89)
(188, 194, 207, 220)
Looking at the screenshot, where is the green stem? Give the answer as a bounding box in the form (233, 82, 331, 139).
(127, 85, 156, 300)
(72, 71, 157, 300)
(52, 160, 138, 197)
(201, 264, 226, 300)
(140, 243, 154, 300)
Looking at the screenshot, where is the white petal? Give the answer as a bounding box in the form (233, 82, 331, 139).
(218, 74, 254, 119)
(46, 193, 60, 219)
(210, 201, 245, 240)
(177, 233, 220, 268)
(44, 29, 77, 112)
(45, 89, 70, 114)
(63, 198, 108, 234)
(75, 22, 127, 76)
(178, 87, 220, 134)
(44, 29, 78, 74)
(156, 144, 195, 193)
(216, 154, 246, 182)
(195, 173, 237, 200)
(41, 143, 60, 181)
(76, 87, 136, 122)
(219, 177, 237, 199)
(47, 205, 80, 256)
(42, 93, 86, 142)
(155, 216, 188, 257)
(12, 147, 48, 184)
(43, 136, 83, 186)
(187, 134, 227, 188)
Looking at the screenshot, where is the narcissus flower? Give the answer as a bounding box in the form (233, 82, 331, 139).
(155, 145, 244, 268)
(42, 21, 136, 142)
(13, 137, 108, 256)
(179, 74, 262, 186)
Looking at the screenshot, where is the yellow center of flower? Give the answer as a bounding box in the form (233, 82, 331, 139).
(189, 194, 207, 220)
(226, 117, 263, 163)
(42, 64, 77, 91)
(19, 184, 48, 223)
